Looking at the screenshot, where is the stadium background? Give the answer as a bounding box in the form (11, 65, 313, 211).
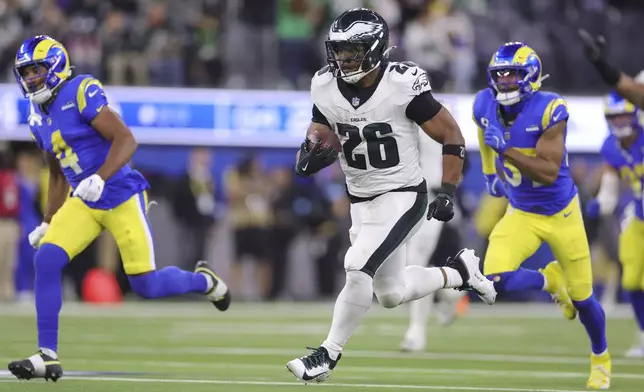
(0, 0, 642, 307)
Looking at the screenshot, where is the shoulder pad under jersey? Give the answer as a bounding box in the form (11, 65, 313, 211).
(387, 61, 431, 97)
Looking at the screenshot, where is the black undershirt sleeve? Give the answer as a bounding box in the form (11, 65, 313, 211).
(311, 104, 331, 127)
(405, 91, 443, 125)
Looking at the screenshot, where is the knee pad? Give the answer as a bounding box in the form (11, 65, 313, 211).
(566, 277, 593, 302)
(373, 275, 404, 309)
(128, 270, 161, 299)
(344, 244, 371, 275)
(342, 270, 374, 308)
(34, 244, 69, 274)
(621, 266, 644, 292)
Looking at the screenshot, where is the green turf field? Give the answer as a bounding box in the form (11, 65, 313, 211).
(0, 301, 641, 391)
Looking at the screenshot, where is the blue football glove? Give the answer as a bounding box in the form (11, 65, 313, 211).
(585, 199, 600, 219)
(483, 125, 507, 154)
(484, 174, 506, 198)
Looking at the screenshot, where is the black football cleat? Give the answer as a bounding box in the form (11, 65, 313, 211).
(195, 261, 231, 311)
(8, 351, 63, 382)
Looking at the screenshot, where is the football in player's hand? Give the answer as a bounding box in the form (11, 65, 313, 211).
(312, 129, 342, 153)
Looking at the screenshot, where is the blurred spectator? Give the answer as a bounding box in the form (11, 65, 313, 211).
(101, 9, 149, 85)
(186, 0, 225, 87)
(13, 145, 42, 302)
(443, 0, 475, 93)
(171, 147, 217, 269)
(225, 155, 273, 300)
(0, 143, 20, 302)
(225, 0, 277, 89)
(0, 0, 29, 82)
(34, 0, 68, 42)
(144, 1, 185, 86)
(312, 165, 348, 298)
(0, 0, 641, 93)
(267, 166, 298, 300)
(276, 0, 324, 89)
(64, 0, 105, 77)
(403, 1, 454, 91)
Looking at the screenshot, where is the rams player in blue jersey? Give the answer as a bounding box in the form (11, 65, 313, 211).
(473, 42, 611, 389)
(7, 35, 231, 382)
(586, 92, 644, 358)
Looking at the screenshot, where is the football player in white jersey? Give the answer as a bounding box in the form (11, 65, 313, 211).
(286, 8, 496, 384)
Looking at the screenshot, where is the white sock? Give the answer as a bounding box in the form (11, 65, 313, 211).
(39, 348, 57, 359)
(202, 274, 215, 292)
(321, 271, 373, 360)
(441, 267, 464, 289)
(400, 266, 458, 304)
(408, 292, 434, 332)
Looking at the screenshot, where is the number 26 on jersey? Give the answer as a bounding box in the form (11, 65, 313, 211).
(337, 122, 400, 170)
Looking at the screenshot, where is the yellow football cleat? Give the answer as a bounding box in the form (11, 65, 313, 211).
(587, 351, 611, 389)
(539, 261, 577, 320)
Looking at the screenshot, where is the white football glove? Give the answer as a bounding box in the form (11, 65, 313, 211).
(72, 174, 105, 202)
(28, 222, 49, 249)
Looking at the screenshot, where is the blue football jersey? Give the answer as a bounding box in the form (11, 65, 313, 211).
(473, 89, 578, 215)
(28, 74, 149, 210)
(600, 132, 644, 220)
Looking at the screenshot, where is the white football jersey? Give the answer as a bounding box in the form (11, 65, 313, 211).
(311, 62, 432, 198)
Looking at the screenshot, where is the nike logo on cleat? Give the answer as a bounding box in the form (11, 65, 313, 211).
(301, 371, 315, 381)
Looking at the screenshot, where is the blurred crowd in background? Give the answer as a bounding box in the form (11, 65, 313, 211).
(0, 0, 641, 308)
(0, 0, 642, 92)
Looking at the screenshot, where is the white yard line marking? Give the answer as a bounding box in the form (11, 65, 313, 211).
(3, 344, 641, 366)
(62, 345, 640, 366)
(0, 375, 593, 392)
(0, 302, 634, 319)
(3, 359, 641, 380)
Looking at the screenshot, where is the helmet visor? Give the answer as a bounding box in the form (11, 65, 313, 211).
(15, 62, 49, 94)
(326, 41, 368, 76)
(489, 67, 526, 93)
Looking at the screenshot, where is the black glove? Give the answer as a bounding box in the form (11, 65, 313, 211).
(578, 29, 621, 86)
(295, 138, 338, 177)
(427, 189, 455, 222)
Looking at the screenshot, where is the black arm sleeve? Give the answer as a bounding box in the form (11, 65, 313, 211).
(405, 91, 443, 125)
(311, 104, 331, 128)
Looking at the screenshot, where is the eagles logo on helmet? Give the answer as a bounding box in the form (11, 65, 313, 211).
(325, 8, 391, 85)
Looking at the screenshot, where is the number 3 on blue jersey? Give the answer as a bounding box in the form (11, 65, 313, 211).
(51, 129, 82, 174)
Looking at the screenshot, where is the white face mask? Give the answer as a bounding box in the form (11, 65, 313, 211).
(29, 87, 53, 105)
(612, 126, 633, 138)
(340, 61, 380, 84)
(495, 90, 521, 106)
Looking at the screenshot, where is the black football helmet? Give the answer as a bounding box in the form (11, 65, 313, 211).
(325, 8, 390, 84)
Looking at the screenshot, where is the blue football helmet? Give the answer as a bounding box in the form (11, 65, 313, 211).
(487, 42, 548, 106)
(13, 35, 72, 104)
(604, 91, 642, 139)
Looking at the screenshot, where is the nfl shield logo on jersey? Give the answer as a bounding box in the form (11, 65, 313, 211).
(351, 97, 360, 107)
(504, 132, 511, 140)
